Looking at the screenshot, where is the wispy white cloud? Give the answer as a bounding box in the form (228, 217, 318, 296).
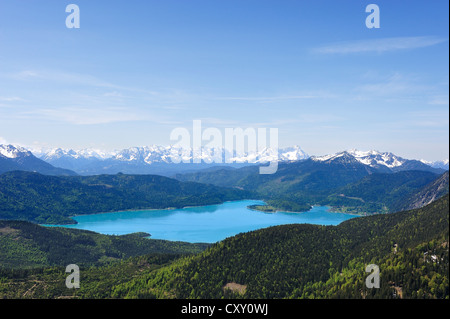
(212, 90, 339, 105)
(196, 117, 242, 127)
(352, 72, 448, 104)
(0, 96, 26, 108)
(11, 70, 39, 80)
(9, 69, 120, 89)
(216, 95, 317, 102)
(23, 107, 143, 125)
(0, 96, 24, 102)
(313, 36, 447, 54)
(199, 113, 344, 128)
(428, 95, 449, 106)
(19, 103, 184, 126)
(355, 73, 416, 95)
(408, 110, 449, 128)
(102, 91, 124, 98)
(5, 69, 187, 106)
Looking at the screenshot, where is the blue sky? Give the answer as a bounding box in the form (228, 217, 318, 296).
(0, 0, 448, 161)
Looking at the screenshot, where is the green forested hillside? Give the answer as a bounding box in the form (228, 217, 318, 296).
(0, 171, 252, 224)
(176, 158, 377, 212)
(0, 220, 209, 269)
(110, 195, 449, 299)
(176, 158, 376, 197)
(177, 159, 443, 214)
(325, 170, 440, 214)
(0, 254, 186, 299)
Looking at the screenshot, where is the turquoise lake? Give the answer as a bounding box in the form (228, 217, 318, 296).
(51, 200, 359, 243)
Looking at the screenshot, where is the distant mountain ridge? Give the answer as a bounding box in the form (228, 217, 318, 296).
(27, 144, 448, 175)
(31, 145, 309, 176)
(0, 144, 77, 176)
(421, 159, 449, 170)
(36, 145, 309, 163)
(312, 150, 446, 174)
(2, 143, 446, 176)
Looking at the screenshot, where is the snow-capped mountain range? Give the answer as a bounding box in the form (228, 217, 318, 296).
(25, 145, 310, 175)
(34, 145, 309, 165)
(311, 150, 448, 173)
(313, 150, 406, 169)
(37, 147, 112, 161)
(0, 144, 76, 176)
(1, 144, 448, 176)
(8, 144, 300, 175)
(420, 159, 449, 170)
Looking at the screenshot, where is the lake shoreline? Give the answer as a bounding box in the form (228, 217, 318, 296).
(44, 200, 359, 243)
(43, 199, 265, 226)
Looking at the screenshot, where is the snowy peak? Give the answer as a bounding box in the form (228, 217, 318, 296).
(39, 147, 114, 161)
(0, 144, 77, 176)
(347, 149, 406, 169)
(279, 145, 309, 162)
(420, 159, 449, 170)
(40, 148, 77, 161)
(311, 151, 362, 165)
(0, 144, 33, 159)
(313, 149, 405, 168)
(112, 145, 179, 164)
(312, 149, 446, 173)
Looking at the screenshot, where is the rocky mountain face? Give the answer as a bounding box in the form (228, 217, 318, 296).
(394, 171, 449, 211)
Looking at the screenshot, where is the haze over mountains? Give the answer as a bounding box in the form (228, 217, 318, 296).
(0, 144, 448, 177)
(18, 144, 311, 176)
